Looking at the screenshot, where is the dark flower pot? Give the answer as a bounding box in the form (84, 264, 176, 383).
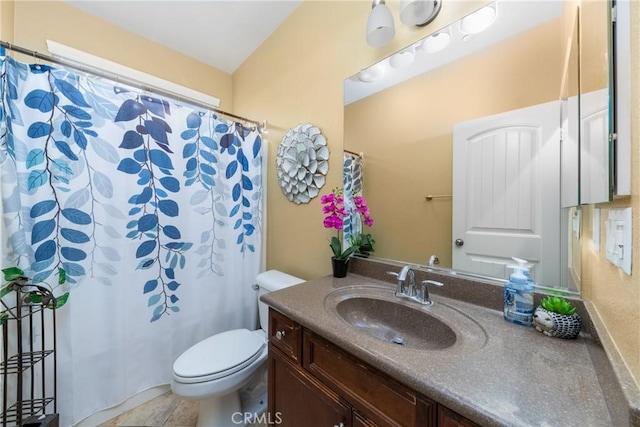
(331, 257, 349, 278)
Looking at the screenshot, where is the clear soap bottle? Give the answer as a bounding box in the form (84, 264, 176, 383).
(503, 264, 534, 326)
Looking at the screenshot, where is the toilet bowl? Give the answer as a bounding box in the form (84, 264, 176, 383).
(171, 270, 304, 427)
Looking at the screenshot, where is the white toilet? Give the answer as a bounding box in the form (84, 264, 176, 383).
(171, 270, 304, 427)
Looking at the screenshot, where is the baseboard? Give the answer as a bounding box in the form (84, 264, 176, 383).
(74, 384, 171, 426)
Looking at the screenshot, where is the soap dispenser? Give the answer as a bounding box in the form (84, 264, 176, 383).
(503, 262, 534, 327)
(512, 257, 536, 288)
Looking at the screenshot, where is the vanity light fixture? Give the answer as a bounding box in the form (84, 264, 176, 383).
(399, 0, 442, 27)
(389, 46, 415, 69)
(357, 62, 387, 83)
(366, 0, 395, 48)
(418, 30, 451, 54)
(459, 4, 497, 34)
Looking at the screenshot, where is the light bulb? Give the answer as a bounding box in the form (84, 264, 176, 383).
(460, 5, 497, 34)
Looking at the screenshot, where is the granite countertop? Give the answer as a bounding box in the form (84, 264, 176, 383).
(261, 273, 615, 427)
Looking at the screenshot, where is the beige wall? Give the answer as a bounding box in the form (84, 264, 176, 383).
(344, 19, 562, 267)
(580, 0, 609, 93)
(233, 0, 488, 280)
(581, 1, 640, 385)
(1, 1, 15, 43)
(8, 0, 233, 108)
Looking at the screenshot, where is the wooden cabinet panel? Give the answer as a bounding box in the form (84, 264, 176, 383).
(303, 330, 417, 427)
(266, 309, 480, 427)
(417, 395, 437, 426)
(268, 345, 350, 427)
(353, 410, 378, 427)
(438, 406, 481, 427)
(269, 308, 301, 363)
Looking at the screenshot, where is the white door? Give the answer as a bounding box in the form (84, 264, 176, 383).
(452, 101, 560, 287)
(580, 88, 610, 204)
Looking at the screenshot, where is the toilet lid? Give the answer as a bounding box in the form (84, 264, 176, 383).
(173, 329, 266, 381)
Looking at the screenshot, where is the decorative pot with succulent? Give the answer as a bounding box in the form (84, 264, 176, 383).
(533, 296, 581, 339)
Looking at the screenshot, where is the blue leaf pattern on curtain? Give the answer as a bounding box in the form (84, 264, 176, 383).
(342, 152, 363, 250)
(0, 55, 263, 322)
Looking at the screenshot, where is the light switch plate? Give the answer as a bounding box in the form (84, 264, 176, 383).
(605, 207, 632, 274)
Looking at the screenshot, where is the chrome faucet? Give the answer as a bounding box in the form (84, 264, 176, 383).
(427, 255, 440, 267)
(387, 266, 444, 305)
(416, 280, 444, 306)
(387, 265, 416, 297)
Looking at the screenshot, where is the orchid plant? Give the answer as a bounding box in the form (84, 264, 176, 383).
(321, 188, 374, 261)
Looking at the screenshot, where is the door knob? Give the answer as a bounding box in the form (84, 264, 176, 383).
(455, 239, 464, 247)
(275, 330, 286, 340)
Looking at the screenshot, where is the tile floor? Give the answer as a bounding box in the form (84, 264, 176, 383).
(99, 392, 199, 427)
(98, 392, 267, 427)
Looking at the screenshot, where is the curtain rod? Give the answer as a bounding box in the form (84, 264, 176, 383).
(0, 40, 263, 127)
(344, 149, 363, 157)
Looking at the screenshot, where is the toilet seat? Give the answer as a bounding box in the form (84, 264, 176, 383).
(173, 329, 266, 384)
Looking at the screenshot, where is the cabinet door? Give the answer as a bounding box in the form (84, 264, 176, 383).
(303, 330, 417, 426)
(269, 345, 351, 427)
(438, 406, 481, 427)
(269, 308, 302, 363)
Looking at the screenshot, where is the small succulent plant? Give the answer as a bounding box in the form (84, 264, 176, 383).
(540, 296, 577, 316)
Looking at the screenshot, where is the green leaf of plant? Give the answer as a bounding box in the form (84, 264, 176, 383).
(541, 296, 576, 315)
(0, 312, 8, 326)
(29, 294, 43, 304)
(58, 268, 66, 285)
(2, 266, 25, 281)
(0, 285, 12, 299)
(329, 237, 342, 259)
(53, 292, 69, 309)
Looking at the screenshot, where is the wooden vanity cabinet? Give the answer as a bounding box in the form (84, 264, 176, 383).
(268, 348, 350, 427)
(267, 308, 479, 427)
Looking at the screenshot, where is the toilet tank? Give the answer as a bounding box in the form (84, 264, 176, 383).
(255, 270, 305, 331)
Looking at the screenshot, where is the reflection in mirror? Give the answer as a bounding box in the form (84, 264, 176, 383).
(344, 0, 589, 293)
(560, 4, 580, 208)
(579, 0, 612, 204)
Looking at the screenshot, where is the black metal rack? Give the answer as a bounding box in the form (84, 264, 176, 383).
(1, 282, 58, 427)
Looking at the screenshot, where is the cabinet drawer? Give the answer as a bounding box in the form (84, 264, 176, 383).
(268, 308, 301, 363)
(303, 330, 417, 427)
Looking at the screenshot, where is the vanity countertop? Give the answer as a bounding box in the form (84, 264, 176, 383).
(261, 273, 615, 427)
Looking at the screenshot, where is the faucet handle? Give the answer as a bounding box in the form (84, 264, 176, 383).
(422, 280, 444, 288)
(386, 271, 400, 279)
(417, 280, 444, 305)
(387, 271, 405, 296)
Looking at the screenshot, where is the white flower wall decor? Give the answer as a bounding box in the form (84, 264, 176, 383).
(276, 123, 329, 204)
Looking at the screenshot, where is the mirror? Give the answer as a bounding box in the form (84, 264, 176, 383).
(342, 0, 611, 292)
(578, 0, 612, 204)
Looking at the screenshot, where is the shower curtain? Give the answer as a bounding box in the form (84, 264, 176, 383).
(0, 53, 263, 425)
(342, 152, 363, 249)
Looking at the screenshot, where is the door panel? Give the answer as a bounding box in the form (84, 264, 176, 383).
(453, 102, 560, 286)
